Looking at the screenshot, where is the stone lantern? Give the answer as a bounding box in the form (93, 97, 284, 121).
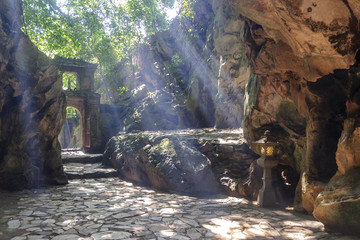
(252, 130, 281, 207)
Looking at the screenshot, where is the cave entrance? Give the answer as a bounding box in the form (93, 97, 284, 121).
(275, 164, 300, 207)
(55, 57, 102, 153)
(59, 107, 82, 149)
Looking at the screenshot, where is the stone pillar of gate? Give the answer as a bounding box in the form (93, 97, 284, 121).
(86, 92, 101, 153)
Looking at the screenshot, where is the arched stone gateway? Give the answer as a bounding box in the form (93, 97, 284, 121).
(55, 57, 101, 153)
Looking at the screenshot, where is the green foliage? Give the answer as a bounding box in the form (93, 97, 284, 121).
(62, 73, 77, 90)
(66, 107, 78, 118)
(118, 86, 129, 97)
(21, 0, 177, 102)
(177, 0, 208, 41)
(22, 0, 176, 59)
(158, 137, 176, 157)
(178, 0, 195, 21)
(171, 53, 183, 66)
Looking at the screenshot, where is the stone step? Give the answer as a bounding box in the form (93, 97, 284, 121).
(64, 162, 118, 180)
(62, 153, 103, 164)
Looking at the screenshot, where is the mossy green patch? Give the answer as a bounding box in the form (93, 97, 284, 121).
(159, 138, 176, 156)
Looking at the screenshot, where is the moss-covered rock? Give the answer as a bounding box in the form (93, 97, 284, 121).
(313, 169, 360, 234)
(103, 128, 259, 197)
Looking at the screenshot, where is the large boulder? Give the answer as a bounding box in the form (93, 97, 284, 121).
(103, 131, 222, 195)
(0, 0, 67, 189)
(313, 169, 360, 234)
(103, 129, 260, 196)
(313, 117, 360, 234)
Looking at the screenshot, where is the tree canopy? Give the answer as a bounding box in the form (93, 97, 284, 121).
(21, 0, 200, 102)
(21, 0, 172, 99)
(22, 0, 176, 59)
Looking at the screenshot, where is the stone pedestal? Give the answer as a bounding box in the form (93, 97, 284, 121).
(257, 156, 278, 207)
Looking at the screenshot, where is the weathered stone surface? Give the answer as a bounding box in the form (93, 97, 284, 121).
(213, 0, 249, 128)
(229, 0, 359, 81)
(64, 162, 118, 180)
(91, 231, 132, 239)
(103, 131, 221, 195)
(0, 0, 67, 189)
(62, 153, 103, 164)
(120, 86, 198, 132)
(312, 116, 360, 234)
(198, 0, 360, 233)
(52, 234, 81, 240)
(313, 169, 360, 234)
(103, 129, 260, 197)
(223, 0, 360, 233)
(7, 220, 20, 229)
(297, 173, 326, 214)
(113, 23, 219, 131)
(0, 178, 350, 240)
(104, 0, 250, 132)
(335, 118, 360, 175)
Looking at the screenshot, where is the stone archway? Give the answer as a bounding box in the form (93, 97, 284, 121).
(55, 57, 101, 153)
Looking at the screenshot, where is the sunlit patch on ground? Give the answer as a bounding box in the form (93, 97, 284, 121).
(0, 178, 354, 240)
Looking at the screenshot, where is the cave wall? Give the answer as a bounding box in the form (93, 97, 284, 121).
(0, 0, 356, 232)
(0, 0, 67, 189)
(226, 0, 360, 233)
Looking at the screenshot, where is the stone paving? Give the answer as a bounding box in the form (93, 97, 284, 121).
(62, 151, 118, 180)
(1, 178, 359, 240)
(64, 163, 118, 180)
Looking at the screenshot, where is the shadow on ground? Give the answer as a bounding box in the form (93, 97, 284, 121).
(0, 178, 357, 240)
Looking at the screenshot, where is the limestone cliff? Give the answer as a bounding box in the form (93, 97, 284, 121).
(0, 0, 67, 189)
(227, 0, 360, 233)
(212, 0, 250, 128)
(110, 0, 248, 132)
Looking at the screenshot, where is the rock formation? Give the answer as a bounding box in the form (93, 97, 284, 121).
(212, 1, 250, 128)
(313, 108, 360, 233)
(103, 129, 261, 197)
(0, 0, 67, 189)
(109, 0, 248, 132)
(1, 0, 359, 234)
(102, 1, 360, 232)
(226, 0, 360, 233)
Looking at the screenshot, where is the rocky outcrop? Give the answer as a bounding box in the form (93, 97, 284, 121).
(107, 0, 250, 132)
(212, 0, 250, 128)
(313, 169, 360, 234)
(103, 129, 262, 197)
(227, 0, 360, 233)
(313, 117, 360, 234)
(229, 0, 359, 81)
(112, 40, 215, 131)
(0, 0, 67, 189)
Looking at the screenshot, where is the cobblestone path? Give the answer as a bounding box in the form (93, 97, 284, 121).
(0, 178, 358, 240)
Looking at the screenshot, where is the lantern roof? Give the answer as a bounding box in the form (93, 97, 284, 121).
(253, 130, 278, 144)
